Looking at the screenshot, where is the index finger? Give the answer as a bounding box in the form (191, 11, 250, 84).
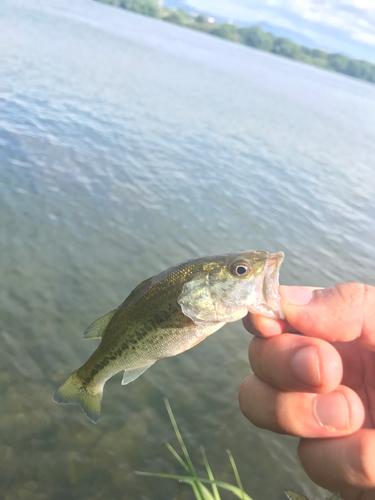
(280, 283, 375, 349)
(242, 313, 291, 338)
(242, 286, 321, 338)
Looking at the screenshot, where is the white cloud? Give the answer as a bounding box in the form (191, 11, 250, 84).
(354, 31, 375, 44)
(351, 0, 375, 8)
(284, 0, 375, 40)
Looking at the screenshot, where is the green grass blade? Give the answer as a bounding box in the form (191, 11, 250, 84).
(199, 485, 216, 500)
(227, 450, 245, 500)
(138, 400, 255, 500)
(164, 398, 196, 471)
(136, 471, 214, 500)
(198, 484, 216, 500)
(190, 479, 210, 500)
(164, 398, 206, 500)
(136, 471, 254, 500)
(165, 442, 190, 472)
(165, 442, 208, 499)
(201, 446, 221, 500)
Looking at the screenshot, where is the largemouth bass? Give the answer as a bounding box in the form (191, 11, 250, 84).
(53, 250, 284, 423)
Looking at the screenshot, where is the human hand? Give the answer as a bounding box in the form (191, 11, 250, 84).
(239, 283, 375, 500)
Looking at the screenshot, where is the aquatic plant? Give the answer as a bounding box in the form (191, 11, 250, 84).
(136, 399, 338, 500)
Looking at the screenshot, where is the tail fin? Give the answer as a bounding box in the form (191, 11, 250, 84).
(53, 371, 103, 424)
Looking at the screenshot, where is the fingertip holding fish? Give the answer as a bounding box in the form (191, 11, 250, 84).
(53, 250, 284, 422)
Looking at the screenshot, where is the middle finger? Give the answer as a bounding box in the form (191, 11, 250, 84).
(249, 334, 343, 393)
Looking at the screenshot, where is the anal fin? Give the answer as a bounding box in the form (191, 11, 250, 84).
(83, 309, 117, 340)
(121, 362, 155, 385)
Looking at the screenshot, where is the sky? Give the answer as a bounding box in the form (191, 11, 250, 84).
(184, 0, 375, 61)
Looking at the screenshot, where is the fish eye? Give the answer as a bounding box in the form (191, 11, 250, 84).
(229, 260, 252, 278)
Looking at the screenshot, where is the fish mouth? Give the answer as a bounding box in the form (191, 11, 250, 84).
(248, 251, 285, 320)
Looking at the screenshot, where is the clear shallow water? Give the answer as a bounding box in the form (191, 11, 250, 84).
(1, 0, 375, 498)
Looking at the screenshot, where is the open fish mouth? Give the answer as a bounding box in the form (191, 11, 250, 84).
(248, 251, 285, 320)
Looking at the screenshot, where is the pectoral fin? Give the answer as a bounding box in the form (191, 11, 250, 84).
(83, 309, 117, 340)
(121, 362, 155, 385)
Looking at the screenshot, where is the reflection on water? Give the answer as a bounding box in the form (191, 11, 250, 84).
(1, 0, 375, 498)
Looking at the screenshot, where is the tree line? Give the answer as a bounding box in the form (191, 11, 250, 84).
(96, 0, 375, 84)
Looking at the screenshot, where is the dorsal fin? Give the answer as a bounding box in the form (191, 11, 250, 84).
(83, 309, 117, 340)
(118, 277, 153, 312)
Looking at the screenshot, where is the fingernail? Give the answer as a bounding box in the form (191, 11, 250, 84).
(291, 346, 321, 386)
(279, 286, 313, 306)
(313, 392, 349, 430)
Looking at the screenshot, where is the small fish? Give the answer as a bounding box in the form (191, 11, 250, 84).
(53, 250, 284, 423)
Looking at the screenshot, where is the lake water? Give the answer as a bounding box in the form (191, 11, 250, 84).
(1, 0, 375, 498)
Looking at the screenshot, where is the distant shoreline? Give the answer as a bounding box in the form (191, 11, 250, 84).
(95, 0, 375, 85)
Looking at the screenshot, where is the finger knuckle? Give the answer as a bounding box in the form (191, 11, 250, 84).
(334, 282, 365, 310)
(331, 283, 365, 339)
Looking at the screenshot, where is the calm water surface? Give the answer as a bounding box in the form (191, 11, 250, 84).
(1, 0, 375, 498)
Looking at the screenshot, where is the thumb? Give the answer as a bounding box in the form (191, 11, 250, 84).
(279, 283, 375, 350)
